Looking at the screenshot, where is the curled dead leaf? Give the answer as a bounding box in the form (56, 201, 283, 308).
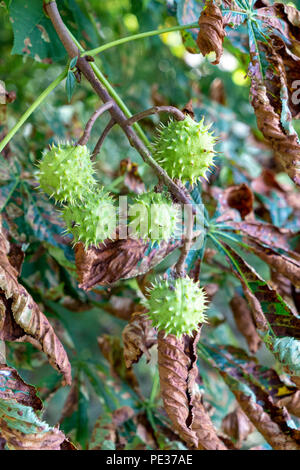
(191, 392, 228, 450)
(249, 55, 300, 185)
(197, 0, 225, 64)
(222, 407, 254, 448)
(230, 293, 262, 354)
(157, 329, 225, 449)
(212, 184, 254, 223)
(75, 238, 182, 290)
(0, 221, 71, 385)
(122, 310, 156, 368)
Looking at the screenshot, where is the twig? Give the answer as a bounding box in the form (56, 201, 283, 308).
(77, 101, 113, 146)
(45, 1, 194, 210)
(92, 117, 115, 159)
(174, 205, 194, 277)
(126, 106, 186, 126)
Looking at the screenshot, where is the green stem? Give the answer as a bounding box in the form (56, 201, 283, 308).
(149, 369, 160, 404)
(0, 67, 68, 154)
(83, 23, 198, 57)
(67, 29, 150, 148)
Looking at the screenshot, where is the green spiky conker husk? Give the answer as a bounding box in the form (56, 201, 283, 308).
(153, 115, 217, 184)
(62, 189, 115, 248)
(273, 336, 300, 376)
(143, 276, 208, 337)
(128, 191, 180, 243)
(37, 143, 97, 204)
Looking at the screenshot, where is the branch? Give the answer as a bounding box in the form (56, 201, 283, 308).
(77, 101, 113, 146)
(45, 1, 194, 209)
(92, 118, 115, 159)
(126, 106, 186, 126)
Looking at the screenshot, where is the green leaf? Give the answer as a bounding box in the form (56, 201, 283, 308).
(66, 70, 76, 103)
(8, 0, 98, 62)
(70, 56, 78, 69)
(0, 365, 71, 450)
(9, 0, 66, 61)
(175, 0, 204, 52)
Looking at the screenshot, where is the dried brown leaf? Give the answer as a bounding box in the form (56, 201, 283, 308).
(0, 221, 71, 385)
(247, 240, 300, 288)
(277, 391, 300, 418)
(122, 310, 156, 368)
(222, 407, 254, 448)
(75, 238, 182, 290)
(249, 50, 300, 185)
(213, 184, 254, 223)
(157, 331, 199, 448)
(230, 293, 262, 353)
(197, 1, 225, 64)
(157, 329, 225, 449)
(234, 390, 300, 450)
(191, 392, 228, 450)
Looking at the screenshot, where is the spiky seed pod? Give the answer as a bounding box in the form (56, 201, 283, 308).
(273, 336, 300, 376)
(62, 189, 116, 248)
(37, 143, 97, 204)
(153, 115, 217, 184)
(128, 191, 180, 243)
(143, 276, 208, 337)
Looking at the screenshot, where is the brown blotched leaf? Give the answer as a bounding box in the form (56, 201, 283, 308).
(200, 343, 300, 450)
(222, 407, 254, 448)
(197, 0, 225, 64)
(258, 3, 300, 119)
(75, 238, 182, 290)
(234, 390, 300, 450)
(0, 364, 43, 410)
(218, 241, 300, 339)
(249, 46, 300, 185)
(122, 310, 156, 368)
(246, 239, 300, 288)
(0, 221, 71, 385)
(230, 293, 262, 353)
(234, 221, 293, 252)
(0, 364, 74, 450)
